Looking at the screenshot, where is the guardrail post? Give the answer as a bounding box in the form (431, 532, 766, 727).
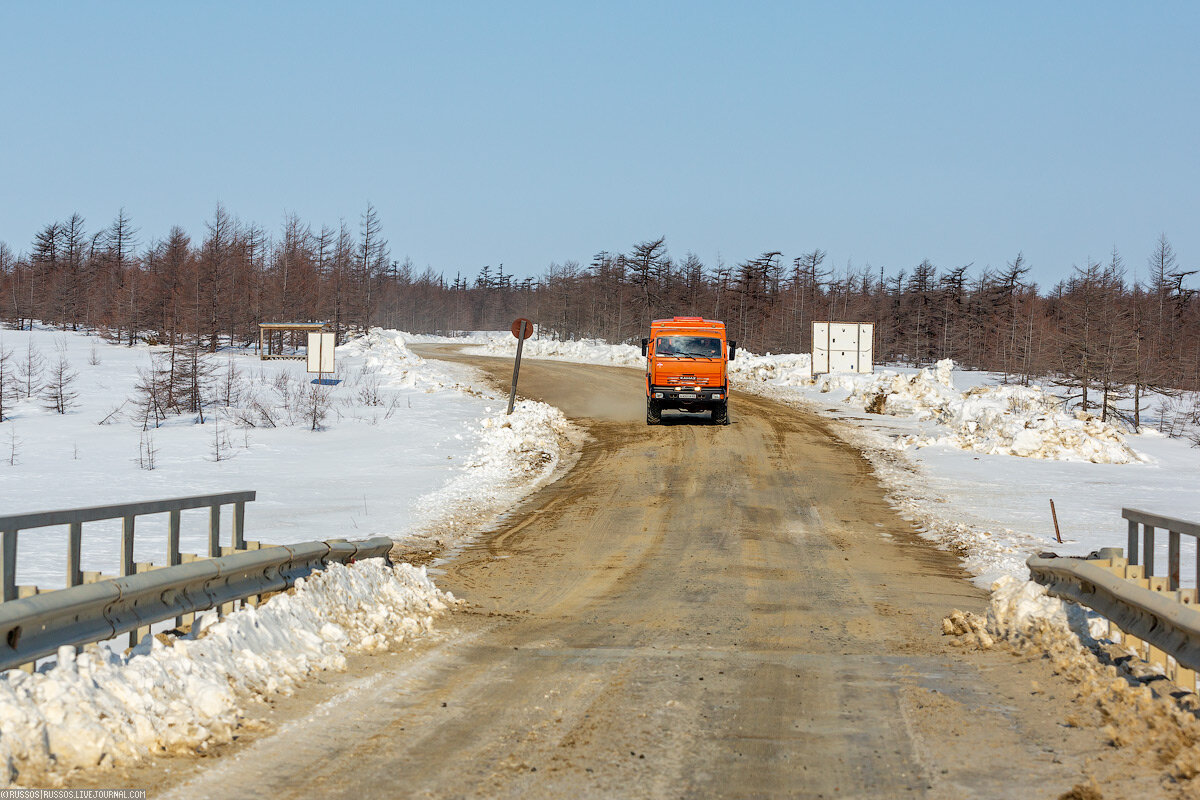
(1, 529, 16, 602)
(121, 514, 137, 647)
(1143, 525, 1156, 576)
(67, 522, 83, 587)
(1128, 518, 1140, 565)
(121, 515, 136, 578)
(168, 510, 181, 567)
(1169, 530, 1181, 591)
(208, 505, 220, 558)
(233, 501, 246, 551)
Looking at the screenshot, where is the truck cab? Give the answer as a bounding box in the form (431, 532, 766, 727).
(640, 317, 736, 425)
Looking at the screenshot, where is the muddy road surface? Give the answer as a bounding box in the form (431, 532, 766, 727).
(157, 348, 1158, 799)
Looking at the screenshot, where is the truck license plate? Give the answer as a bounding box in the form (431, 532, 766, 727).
(678, 393, 697, 399)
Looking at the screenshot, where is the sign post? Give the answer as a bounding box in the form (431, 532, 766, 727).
(507, 318, 533, 415)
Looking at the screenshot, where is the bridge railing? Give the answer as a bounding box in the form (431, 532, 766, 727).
(1029, 508, 1200, 691)
(0, 492, 394, 671)
(0, 491, 256, 602)
(1123, 507, 1200, 591)
(0, 535, 392, 672)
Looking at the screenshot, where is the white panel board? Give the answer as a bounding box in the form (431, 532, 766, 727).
(812, 322, 829, 373)
(812, 321, 873, 374)
(307, 332, 336, 373)
(858, 323, 874, 373)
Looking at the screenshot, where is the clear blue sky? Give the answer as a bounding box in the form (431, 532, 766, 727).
(2, 2, 1197, 289)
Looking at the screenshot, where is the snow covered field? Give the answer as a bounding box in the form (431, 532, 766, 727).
(0, 327, 578, 590)
(0, 325, 579, 785)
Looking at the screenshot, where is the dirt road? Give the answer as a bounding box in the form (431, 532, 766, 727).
(157, 349, 1159, 799)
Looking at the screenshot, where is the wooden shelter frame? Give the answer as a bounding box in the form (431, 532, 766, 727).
(257, 322, 330, 360)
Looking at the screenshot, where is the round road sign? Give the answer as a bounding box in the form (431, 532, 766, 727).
(511, 318, 533, 339)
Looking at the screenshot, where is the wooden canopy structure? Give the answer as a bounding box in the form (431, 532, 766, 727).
(257, 322, 330, 360)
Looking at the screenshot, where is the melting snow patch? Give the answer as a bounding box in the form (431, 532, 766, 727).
(0, 559, 453, 787)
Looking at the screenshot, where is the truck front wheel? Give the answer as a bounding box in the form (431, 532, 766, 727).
(646, 399, 662, 425)
(712, 401, 729, 426)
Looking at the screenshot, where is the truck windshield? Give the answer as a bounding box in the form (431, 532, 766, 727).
(655, 336, 722, 358)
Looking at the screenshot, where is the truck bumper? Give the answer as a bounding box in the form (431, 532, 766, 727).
(649, 387, 727, 408)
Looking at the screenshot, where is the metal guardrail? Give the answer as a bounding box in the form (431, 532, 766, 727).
(1027, 552, 1200, 674)
(1124, 507, 1200, 590)
(0, 491, 256, 602)
(0, 535, 392, 672)
(1028, 508, 1200, 688)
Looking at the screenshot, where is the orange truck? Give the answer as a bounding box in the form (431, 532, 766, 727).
(640, 317, 736, 426)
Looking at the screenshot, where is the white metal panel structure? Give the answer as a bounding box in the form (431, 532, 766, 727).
(812, 322, 874, 374)
(307, 332, 336, 373)
(812, 322, 830, 373)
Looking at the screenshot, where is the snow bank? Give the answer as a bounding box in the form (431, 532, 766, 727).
(728, 352, 813, 386)
(943, 577, 1102, 659)
(945, 577, 1200, 784)
(339, 328, 453, 391)
(816, 359, 1143, 464)
(410, 399, 582, 546)
(461, 334, 643, 368)
(0, 559, 453, 786)
(461, 334, 818, 385)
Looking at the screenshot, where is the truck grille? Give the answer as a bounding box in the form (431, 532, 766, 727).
(666, 376, 710, 386)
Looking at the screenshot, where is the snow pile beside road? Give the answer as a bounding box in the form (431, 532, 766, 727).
(462, 335, 643, 368)
(0, 560, 452, 786)
(945, 577, 1200, 785)
(909, 385, 1141, 464)
(339, 328, 454, 390)
(822, 359, 957, 420)
(409, 399, 582, 547)
(943, 577, 1100, 656)
(987, 575, 1086, 640)
(819, 359, 1142, 464)
(729, 352, 813, 386)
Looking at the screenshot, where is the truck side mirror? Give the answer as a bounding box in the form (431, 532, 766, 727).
(640, 338, 649, 357)
(728, 341, 737, 360)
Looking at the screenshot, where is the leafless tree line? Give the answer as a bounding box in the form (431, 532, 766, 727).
(1, 210, 1197, 429)
(0, 204, 396, 351)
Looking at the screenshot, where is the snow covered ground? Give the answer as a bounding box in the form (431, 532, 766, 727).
(0, 325, 580, 785)
(0, 327, 578, 590)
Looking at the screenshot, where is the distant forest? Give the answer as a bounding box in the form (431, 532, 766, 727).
(1, 205, 1198, 428)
